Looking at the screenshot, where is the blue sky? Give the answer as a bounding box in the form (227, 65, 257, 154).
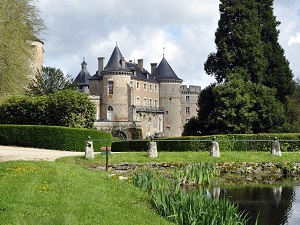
(39, 0, 300, 88)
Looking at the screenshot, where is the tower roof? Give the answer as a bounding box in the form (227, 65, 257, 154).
(104, 45, 130, 72)
(74, 60, 92, 85)
(152, 57, 182, 81)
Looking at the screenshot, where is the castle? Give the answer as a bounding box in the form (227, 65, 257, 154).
(74, 45, 201, 139)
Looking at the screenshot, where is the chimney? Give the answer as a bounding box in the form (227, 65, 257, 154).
(97, 57, 105, 76)
(121, 57, 126, 68)
(138, 59, 143, 70)
(150, 63, 157, 74)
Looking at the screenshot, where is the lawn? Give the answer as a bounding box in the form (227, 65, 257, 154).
(58, 151, 300, 167)
(0, 161, 173, 225)
(1, 151, 300, 225)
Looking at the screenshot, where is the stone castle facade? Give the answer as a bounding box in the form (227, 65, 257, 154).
(74, 45, 201, 139)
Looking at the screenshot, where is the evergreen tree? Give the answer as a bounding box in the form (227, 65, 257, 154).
(0, 0, 46, 98)
(195, 84, 218, 135)
(204, 0, 267, 84)
(198, 0, 293, 134)
(257, 0, 294, 102)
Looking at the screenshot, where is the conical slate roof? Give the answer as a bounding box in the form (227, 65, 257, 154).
(104, 45, 130, 72)
(74, 60, 91, 85)
(152, 57, 182, 81)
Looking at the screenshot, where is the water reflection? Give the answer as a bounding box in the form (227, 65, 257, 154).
(215, 185, 300, 225)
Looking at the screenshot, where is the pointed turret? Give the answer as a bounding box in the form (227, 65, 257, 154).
(152, 57, 182, 82)
(74, 59, 92, 94)
(104, 45, 130, 72)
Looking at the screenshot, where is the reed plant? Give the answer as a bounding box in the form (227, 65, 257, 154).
(131, 164, 248, 225)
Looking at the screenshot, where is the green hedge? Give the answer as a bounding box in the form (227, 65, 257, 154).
(112, 140, 149, 152)
(111, 133, 300, 152)
(0, 125, 112, 152)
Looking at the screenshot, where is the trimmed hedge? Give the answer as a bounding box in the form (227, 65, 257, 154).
(111, 133, 300, 152)
(112, 140, 149, 152)
(0, 125, 112, 152)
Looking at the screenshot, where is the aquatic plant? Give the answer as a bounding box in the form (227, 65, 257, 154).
(131, 164, 248, 225)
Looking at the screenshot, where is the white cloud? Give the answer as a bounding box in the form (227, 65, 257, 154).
(288, 33, 300, 46)
(38, 0, 300, 87)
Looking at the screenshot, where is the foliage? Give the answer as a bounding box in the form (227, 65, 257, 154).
(199, 0, 295, 134)
(26, 67, 76, 96)
(204, 0, 266, 84)
(258, 0, 295, 102)
(132, 166, 248, 225)
(194, 75, 289, 134)
(0, 161, 172, 225)
(112, 140, 149, 152)
(0, 124, 111, 151)
(0, 0, 46, 98)
(0, 90, 96, 128)
(286, 79, 300, 132)
(46, 90, 95, 128)
(182, 117, 201, 136)
(110, 134, 300, 152)
(212, 73, 256, 134)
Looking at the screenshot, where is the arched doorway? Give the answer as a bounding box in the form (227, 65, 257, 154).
(107, 106, 113, 121)
(112, 130, 127, 139)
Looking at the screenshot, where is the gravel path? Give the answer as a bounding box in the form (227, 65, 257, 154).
(0, 145, 84, 162)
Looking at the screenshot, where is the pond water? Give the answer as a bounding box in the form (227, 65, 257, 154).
(215, 184, 300, 225)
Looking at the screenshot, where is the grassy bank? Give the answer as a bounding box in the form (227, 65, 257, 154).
(58, 151, 300, 166)
(0, 161, 173, 225)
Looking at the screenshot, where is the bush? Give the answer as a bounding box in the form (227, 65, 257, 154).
(0, 125, 112, 151)
(112, 140, 149, 152)
(0, 90, 96, 129)
(111, 134, 300, 152)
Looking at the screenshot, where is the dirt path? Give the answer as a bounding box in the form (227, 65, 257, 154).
(0, 145, 84, 162)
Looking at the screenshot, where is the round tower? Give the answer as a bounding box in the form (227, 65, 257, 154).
(100, 45, 132, 121)
(152, 57, 183, 137)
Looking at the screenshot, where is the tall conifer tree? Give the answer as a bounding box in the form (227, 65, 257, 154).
(257, 0, 294, 102)
(191, 0, 294, 135)
(204, 0, 267, 84)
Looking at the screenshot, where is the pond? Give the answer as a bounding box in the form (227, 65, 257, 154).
(214, 183, 300, 225)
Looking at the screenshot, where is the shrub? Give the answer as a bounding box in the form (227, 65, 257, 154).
(112, 140, 149, 152)
(111, 134, 300, 152)
(0, 125, 111, 151)
(0, 90, 96, 129)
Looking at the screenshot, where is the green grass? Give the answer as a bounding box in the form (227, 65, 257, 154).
(57, 151, 300, 167)
(0, 161, 173, 225)
(1, 151, 299, 225)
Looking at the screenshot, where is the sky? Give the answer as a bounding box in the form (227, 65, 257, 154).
(38, 0, 300, 88)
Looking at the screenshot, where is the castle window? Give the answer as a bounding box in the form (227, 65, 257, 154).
(154, 85, 157, 91)
(166, 127, 170, 131)
(144, 83, 147, 90)
(108, 81, 114, 94)
(136, 97, 140, 105)
(143, 97, 147, 107)
(154, 99, 157, 108)
(158, 118, 161, 132)
(186, 119, 190, 123)
(137, 81, 140, 89)
(149, 84, 152, 91)
(185, 107, 190, 115)
(186, 96, 190, 103)
(149, 98, 152, 108)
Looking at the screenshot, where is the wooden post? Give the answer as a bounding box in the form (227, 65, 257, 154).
(106, 146, 109, 171)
